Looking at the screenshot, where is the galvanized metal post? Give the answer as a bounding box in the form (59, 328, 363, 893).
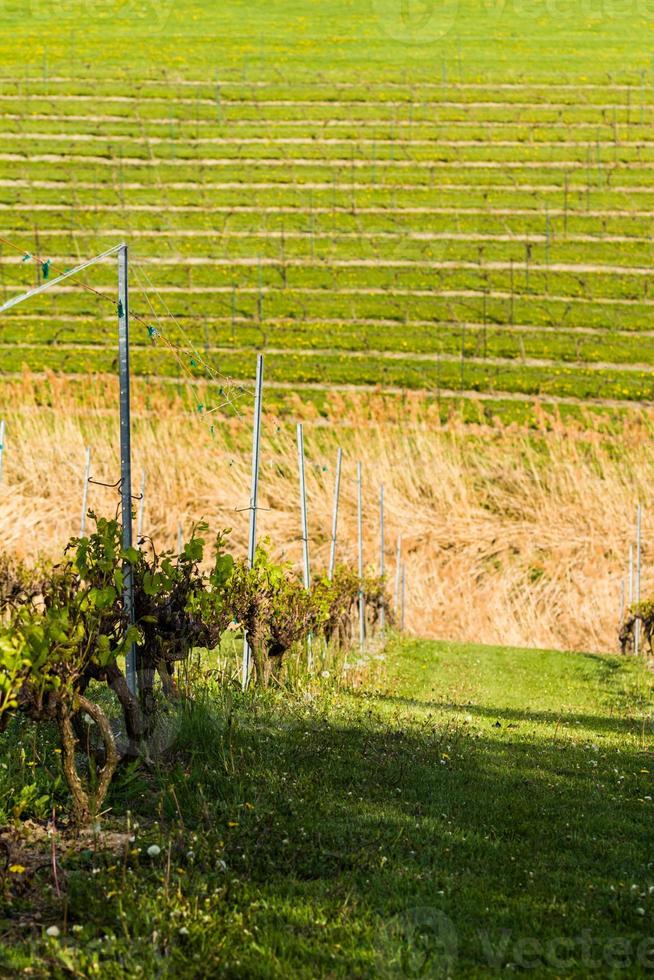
(635, 504, 642, 655)
(177, 523, 183, 554)
(297, 422, 313, 670)
(327, 447, 343, 581)
(80, 447, 91, 535)
(241, 354, 264, 689)
(379, 484, 385, 633)
(118, 244, 137, 694)
(0, 419, 5, 484)
(357, 462, 365, 649)
(400, 564, 406, 631)
(297, 423, 311, 590)
(394, 534, 402, 616)
(136, 468, 146, 541)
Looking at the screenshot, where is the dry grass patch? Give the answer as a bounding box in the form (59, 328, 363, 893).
(0, 373, 648, 653)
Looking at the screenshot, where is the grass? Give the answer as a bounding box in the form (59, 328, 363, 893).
(0, 638, 653, 977)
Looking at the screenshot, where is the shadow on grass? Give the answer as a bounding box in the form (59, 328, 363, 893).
(348, 688, 651, 736)
(96, 686, 654, 976)
(3, 667, 653, 978)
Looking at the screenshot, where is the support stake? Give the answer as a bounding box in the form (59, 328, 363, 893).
(297, 422, 312, 669)
(379, 484, 385, 633)
(635, 504, 642, 655)
(118, 244, 137, 694)
(0, 419, 6, 485)
(241, 354, 264, 689)
(328, 447, 343, 581)
(394, 534, 402, 616)
(357, 462, 365, 650)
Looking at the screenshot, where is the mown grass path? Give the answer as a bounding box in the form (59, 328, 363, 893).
(2, 641, 653, 977)
(381, 642, 654, 977)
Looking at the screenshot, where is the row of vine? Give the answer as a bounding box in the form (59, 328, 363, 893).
(0, 516, 391, 823)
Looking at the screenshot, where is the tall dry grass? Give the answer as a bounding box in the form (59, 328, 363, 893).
(0, 373, 649, 654)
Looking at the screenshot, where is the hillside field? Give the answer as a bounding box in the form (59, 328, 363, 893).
(2, 2, 654, 420)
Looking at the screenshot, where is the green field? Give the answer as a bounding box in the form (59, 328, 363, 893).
(3, 1, 654, 419)
(2, 639, 653, 977)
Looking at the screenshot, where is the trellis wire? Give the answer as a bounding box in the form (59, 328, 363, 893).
(136, 468, 146, 541)
(241, 354, 264, 690)
(80, 447, 91, 536)
(0, 239, 140, 688)
(327, 447, 343, 581)
(357, 461, 365, 650)
(297, 422, 312, 670)
(0, 242, 123, 315)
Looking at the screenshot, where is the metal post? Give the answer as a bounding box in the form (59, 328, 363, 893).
(400, 564, 406, 631)
(0, 419, 5, 485)
(297, 423, 311, 590)
(177, 523, 183, 554)
(357, 462, 365, 649)
(394, 534, 402, 616)
(136, 468, 146, 541)
(80, 447, 91, 535)
(327, 447, 343, 581)
(635, 504, 642, 655)
(241, 354, 264, 689)
(118, 244, 137, 694)
(629, 543, 634, 607)
(379, 484, 385, 633)
(297, 422, 312, 670)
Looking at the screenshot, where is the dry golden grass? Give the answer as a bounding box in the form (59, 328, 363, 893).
(0, 372, 648, 654)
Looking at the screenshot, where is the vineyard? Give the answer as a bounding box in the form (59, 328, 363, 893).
(4, 17, 654, 420)
(1, 1, 654, 975)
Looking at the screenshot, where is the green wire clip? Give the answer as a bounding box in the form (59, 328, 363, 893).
(147, 325, 157, 339)
(41, 259, 51, 280)
(117, 300, 124, 318)
(22, 253, 31, 263)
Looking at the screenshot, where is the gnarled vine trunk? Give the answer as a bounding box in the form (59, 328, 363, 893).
(57, 694, 119, 825)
